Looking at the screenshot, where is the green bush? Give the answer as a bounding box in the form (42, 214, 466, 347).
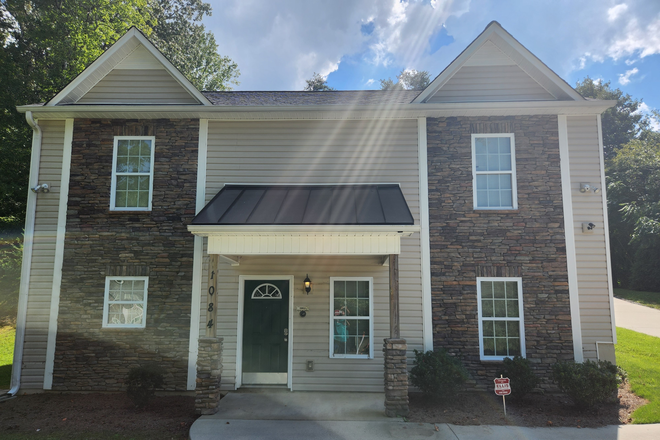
(410, 349, 468, 400)
(126, 364, 165, 408)
(497, 356, 540, 401)
(551, 360, 623, 408)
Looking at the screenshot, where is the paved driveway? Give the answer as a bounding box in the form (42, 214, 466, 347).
(614, 298, 660, 338)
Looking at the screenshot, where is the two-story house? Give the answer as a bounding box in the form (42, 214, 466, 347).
(10, 21, 616, 415)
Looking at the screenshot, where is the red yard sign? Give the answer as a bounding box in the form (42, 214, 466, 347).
(494, 377, 511, 396)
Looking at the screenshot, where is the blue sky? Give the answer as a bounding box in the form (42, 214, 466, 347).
(204, 0, 660, 121)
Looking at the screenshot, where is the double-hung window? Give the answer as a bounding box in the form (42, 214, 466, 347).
(111, 136, 155, 210)
(472, 134, 517, 209)
(102, 276, 149, 328)
(477, 277, 525, 361)
(330, 277, 373, 359)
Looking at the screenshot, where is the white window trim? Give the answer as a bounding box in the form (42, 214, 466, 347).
(476, 277, 525, 361)
(329, 277, 374, 359)
(102, 276, 149, 328)
(110, 136, 155, 211)
(471, 133, 518, 210)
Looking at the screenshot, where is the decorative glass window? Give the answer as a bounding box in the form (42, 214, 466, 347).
(329, 277, 373, 359)
(102, 276, 149, 328)
(477, 277, 525, 361)
(251, 283, 282, 299)
(472, 134, 517, 209)
(110, 136, 155, 210)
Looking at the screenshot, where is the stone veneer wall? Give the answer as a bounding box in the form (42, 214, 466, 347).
(53, 119, 198, 391)
(427, 116, 573, 389)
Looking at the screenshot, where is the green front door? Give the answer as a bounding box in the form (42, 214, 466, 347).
(242, 279, 289, 385)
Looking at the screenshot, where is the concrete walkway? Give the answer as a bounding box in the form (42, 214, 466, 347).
(189, 390, 660, 440)
(614, 298, 660, 338)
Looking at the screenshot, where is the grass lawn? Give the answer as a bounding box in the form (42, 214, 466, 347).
(615, 288, 660, 310)
(0, 325, 15, 389)
(616, 327, 660, 424)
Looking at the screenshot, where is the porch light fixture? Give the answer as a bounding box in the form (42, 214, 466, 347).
(31, 183, 50, 193)
(304, 274, 312, 294)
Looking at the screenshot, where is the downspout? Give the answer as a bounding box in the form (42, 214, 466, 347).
(7, 111, 42, 396)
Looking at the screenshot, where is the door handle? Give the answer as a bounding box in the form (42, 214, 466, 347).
(284, 328, 289, 336)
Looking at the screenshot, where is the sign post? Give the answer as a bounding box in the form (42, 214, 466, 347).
(494, 376, 511, 417)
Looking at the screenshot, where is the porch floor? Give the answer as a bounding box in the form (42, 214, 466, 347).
(203, 389, 389, 421)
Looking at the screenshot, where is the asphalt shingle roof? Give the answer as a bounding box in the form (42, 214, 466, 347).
(201, 90, 421, 106)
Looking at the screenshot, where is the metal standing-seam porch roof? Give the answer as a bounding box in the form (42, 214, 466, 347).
(188, 184, 419, 258)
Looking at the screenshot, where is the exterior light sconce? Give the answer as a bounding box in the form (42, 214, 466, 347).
(31, 183, 50, 193)
(582, 222, 597, 233)
(303, 274, 312, 294)
(580, 183, 600, 194)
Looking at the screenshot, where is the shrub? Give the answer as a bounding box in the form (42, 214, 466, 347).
(410, 349, 468, 400)
(551, 360, 622, 408)
(126, 364, 165, 408)
(497, 355, 540, 401)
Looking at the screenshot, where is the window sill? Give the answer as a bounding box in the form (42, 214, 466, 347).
(108, 210, 152, 214)
(474, 209, 519, 214)
(101, 326, 147, 331)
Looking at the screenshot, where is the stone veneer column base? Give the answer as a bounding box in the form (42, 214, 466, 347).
(383, 338, 409, 417)
(195, 337, 223, 415)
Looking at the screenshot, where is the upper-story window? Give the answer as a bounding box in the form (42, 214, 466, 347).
(111, 136, 155, 210)
(471, 134, 517, 210)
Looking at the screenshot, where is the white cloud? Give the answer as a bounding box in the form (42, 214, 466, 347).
(608, 17, 660, 60)
(608, 4, 628, 22)
(634, 102, 660, 131)
(365, 79, 376, 86)
(619, 67, 639, 85)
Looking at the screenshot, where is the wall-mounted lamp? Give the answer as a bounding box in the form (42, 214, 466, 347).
(580, 183, 600, 194)
(582, 222, 597, 233)
(31, 183, 50, 193)
(303, 274, 312, 294)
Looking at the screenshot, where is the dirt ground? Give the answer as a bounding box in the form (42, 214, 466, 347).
(0, 383, 648, 438)
(0, 392, 197, 439)
(408, 382, 648, 427)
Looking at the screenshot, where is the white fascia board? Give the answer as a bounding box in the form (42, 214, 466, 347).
(47, 28, 210, 106)
(187, 225, 420, 236)
(18, 100, 617, 121)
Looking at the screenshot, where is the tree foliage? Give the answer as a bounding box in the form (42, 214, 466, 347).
(575, 77, 649, 160)
(607, 139, 660, 290)
(303, 72, 335, 91)
(0, 0, 238, 221)
(380, 69, 431, 91)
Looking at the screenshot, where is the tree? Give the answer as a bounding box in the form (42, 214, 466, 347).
(0, 0, 239, 221)
(575, 77, 649, 160)
(380, 69, 431, 91)
(147, 0, 239, 91)
(303, 72, 335, 91)
(607, 139, 660, 291)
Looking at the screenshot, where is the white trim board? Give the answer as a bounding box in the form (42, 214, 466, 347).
(187, 119, 208, 390)
(598, 114, 617, 344)
(43, 118, 74, 389)
(236, 275, 294, 391)
(558, 115, 584, 362)
(417, 118, 433, 351)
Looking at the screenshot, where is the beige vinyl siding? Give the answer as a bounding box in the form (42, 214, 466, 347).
(21, 120, 66, 388)
(203, 119, 423, 391)
(566, 115, 613, 361)
(77, 69, 198, 104)
(428, 65, 556, 103)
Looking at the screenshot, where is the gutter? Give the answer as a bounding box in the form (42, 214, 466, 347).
(7, 111, 42, 396)
(15, 99, 618, 120)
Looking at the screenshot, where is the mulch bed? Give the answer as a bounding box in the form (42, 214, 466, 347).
(0, 392, 197, 439)
(408, 382, 648, 427)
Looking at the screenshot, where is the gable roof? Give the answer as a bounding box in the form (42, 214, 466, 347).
(414, 21, 584, 104)
(47, 27, 211, 106)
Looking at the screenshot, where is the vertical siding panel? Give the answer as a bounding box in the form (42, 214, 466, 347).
(22, 120, 66, 388)
(567, 115, 613, 361)
(202, 119, 423, 391)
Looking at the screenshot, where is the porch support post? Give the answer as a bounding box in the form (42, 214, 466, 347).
(195, 337, 223, 415)
(384, 253, 409, 417)
(205, 254, 218, 337)
(389, 253, 400, 339)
